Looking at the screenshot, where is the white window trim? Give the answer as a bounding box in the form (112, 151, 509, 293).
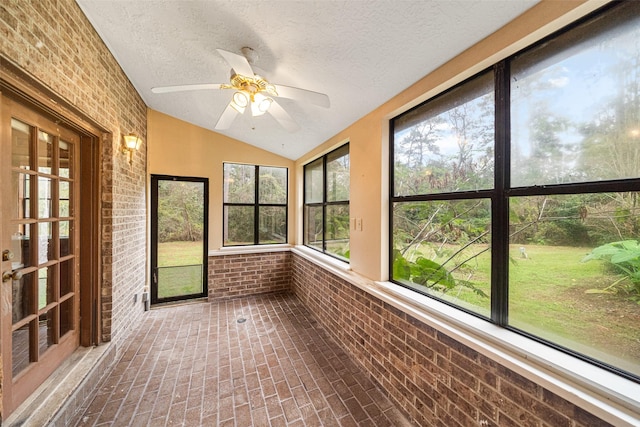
(293, 245, 352, 273)
(209, 244, 292, 257)
(292, 246, 640, 427)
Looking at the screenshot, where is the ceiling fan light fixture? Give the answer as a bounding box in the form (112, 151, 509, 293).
(231, 91, 248, 113)
(251, 92, 273, 116)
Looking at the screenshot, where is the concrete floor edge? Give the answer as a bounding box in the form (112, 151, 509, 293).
(4, 343, 116, 427)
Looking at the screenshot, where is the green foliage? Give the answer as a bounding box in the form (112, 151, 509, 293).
(582, 240, 640, 302)
(410, 256, 456, 290)
(158, 181, 204, 243)
(392, 249, 411, 281)
(330, 246, 350, 260)
(259, 168, 287, 204)
(392, 249, 488, 298)
(223, 164, 288, 244)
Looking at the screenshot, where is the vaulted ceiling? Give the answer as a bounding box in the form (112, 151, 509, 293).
(76, 0, 539, 160)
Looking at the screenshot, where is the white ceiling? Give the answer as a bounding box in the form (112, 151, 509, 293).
(76, 0, 539, 160)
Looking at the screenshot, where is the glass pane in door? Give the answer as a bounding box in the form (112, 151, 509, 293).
(12, 172, 31, 219)
(59, 140, 72, 178)
(11, 118, 31, 169)
(155, 178, 207, 301)
(37, 130, 53, 173)
(12, 324, 31, 376)
(38, 310, 55, 355)
(7, 117, 78, 380)
(12, 271, 35, 324)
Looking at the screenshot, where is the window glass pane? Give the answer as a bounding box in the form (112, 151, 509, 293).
(60, 259, 73, 296)
(303, 144, 350, 260)
(326, 146, 350, 202)
(223, 205, 254, 245)
(60, 221, 72, 257)
(509, 192, 640, 377)
(12, 324, 31, 376)
(393, 71, 494, 196)
(158, 265, 203, 299)
(223, 163, 288, 246)
(60, 180, 71, 217)
(12, 223, 33, 269)
(59, 140, 72, 178)
(38, 177, 52, 218)
(392, 199, 491, 317)
(12, 172, 31, 219)
(38, 266, 55, 310)
(12, 118, 32, 170)
(511, 5, 640, 187)
(259, 166, 287, 204)
(38, 130, 53, 174)
(60, 298, 74, 337)
(325, 204, 350, 260)
(38, 222, 53, 264)
(38, 310, 55, 356)
(157, 180, 205, 243)
(304, 205, 323, 250)
(304, 158, 323, 203)
(259, 206, 286, 244)
(224, 163, 254, 203)
(12, 271, 35, 323)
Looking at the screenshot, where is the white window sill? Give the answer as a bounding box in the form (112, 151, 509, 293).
(292, 245, 352, 273)
(290, 247, 640, 426)
(209, 244, 292, 257)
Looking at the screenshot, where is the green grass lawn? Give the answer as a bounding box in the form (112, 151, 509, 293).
(402, 243, 640, 375)
(157, 241, 204, 298)
(158, 241, 203, 267)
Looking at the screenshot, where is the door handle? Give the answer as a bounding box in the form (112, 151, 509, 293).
(2, 269, 23, 283)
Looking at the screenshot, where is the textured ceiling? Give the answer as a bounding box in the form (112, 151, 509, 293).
(76, 0, 539, 160)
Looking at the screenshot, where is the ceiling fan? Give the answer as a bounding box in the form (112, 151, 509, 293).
(151, 47, 330, 132)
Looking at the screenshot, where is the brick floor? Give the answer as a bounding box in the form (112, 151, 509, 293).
(73, 293, 412, 426)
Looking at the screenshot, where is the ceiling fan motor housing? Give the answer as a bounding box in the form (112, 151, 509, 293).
(226, 73, 278, 102)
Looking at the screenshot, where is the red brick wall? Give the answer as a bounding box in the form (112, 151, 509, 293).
(291, 253, 613, 427)
(1, 0, 147, 344)
(208, 251, 291, 300)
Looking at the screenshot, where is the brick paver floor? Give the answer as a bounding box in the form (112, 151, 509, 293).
(74, 293, 412, 426)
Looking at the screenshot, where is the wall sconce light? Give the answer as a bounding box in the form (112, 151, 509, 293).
(122, 132, 142, 164)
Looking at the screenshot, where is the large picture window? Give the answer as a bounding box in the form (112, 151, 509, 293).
(223, 163, 287, 246)
(391, 2, 640, 381)
(304, 144, 350, 261)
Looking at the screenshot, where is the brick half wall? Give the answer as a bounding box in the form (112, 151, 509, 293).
(208, 251, 291, 300)
(290, 252, 613, 427)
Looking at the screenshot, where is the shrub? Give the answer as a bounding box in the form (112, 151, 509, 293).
(582, 240, 640, 302)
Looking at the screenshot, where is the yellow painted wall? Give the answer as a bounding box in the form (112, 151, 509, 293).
(294, 0, 607, 282)
(148, 109, 295, 250)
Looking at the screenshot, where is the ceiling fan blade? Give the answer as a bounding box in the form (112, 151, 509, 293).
(216, 48, 254, 77)
(273, 84, 330, 108)
(268, 100, 300, 133)
(215, 102, 240, 130)
(151, 83, 223, 94)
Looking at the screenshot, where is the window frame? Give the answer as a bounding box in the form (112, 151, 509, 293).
(303, 143, 350, 262)
(222, 162, 288, 246)
(389, 1, 640, 383)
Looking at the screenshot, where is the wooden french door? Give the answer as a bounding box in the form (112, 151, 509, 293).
(1, 94, 81, 415)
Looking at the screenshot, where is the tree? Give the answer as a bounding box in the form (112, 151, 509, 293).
(576, 44, 640, 181)
(158, 181, 204, 243)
